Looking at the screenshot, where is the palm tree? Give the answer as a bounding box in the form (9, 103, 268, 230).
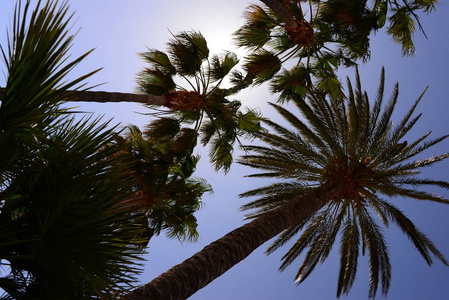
(235, 0, 438, 97)
(126, 68, 449, 300)
(0, 1, 153, 298)
(136, 30, 263, 172)
(112, 125, 212, 242)
(0, 2, 219, 298)
(3, 30, 264, 174)
(258, 0, 437, 56)
(1, 1, 434, 106)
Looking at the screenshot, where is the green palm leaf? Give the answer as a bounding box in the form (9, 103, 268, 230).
(387, 7, 416, 56)
(243, 49, 282, 85)
(168, 30, 209, 76)
(337, 209, 359, 297)
(140, 49, 176, 74)
(208, 51, 239, 82)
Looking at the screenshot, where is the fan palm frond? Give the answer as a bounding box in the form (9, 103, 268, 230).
(138, 30, 264, 172)
(115, 125, 212, 242)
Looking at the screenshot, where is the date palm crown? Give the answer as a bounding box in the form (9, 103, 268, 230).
(239, 68, 449, 298)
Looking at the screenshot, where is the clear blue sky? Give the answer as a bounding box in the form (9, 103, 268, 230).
(1, 1, 449, 299)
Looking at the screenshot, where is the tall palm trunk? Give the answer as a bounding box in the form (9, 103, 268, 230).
(126, 183, 338, 300)
(0, 87, 165, 105)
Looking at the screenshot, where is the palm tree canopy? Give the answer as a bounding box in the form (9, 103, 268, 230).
(0, 1, 148, 298)
(235, 0, 438, 96)
(239, 68, 449, 298)
(137, 30, 264, 172)
(112, 125, 212, 242)
(1, 3, 233, 298)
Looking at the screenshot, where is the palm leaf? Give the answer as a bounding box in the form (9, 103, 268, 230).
(140, 49, 176, 74)
(208, 51, 239, 82)
(387, 7, 416, 56)
(337, 209, 359, 297)
(168, 31, 209, 76)
(378, 199, 449, 266)
(243, 50, 281, 84)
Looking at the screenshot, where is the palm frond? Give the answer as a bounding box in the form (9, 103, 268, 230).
(357, 207, 391, 298)
(240, 181, 309, 213)
(140, 49, 176, 74)
(168, 30, 209, 76)
(270, 66, 309, 102)
(280, 207, 332, 273)
(208, 51, 239, 82)
(243, 50, 282, 84)
(378, 199, 449, 266)
(209, 136, 234, 173)
(396, 134, 449, 163)
(265, 216, 313, 255)
(0, 0, 98, 141)
(268, 103, 331, 155)
(378, 186, 449, 204)
(337, 209, 360, 297)
(293, 204, 345, 282)
(387, 7, 416, 56)
(386, 153, 449, 174)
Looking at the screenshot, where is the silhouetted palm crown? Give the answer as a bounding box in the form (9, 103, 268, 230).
(138, 31, 262, 172)
(239, 69, 449, 298)
(114, 125, 212, 242)
(0, 2, 148, 298)
(235, 0, 437, 101)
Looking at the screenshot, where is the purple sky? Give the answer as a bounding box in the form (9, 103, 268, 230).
(1, 1, 449, 299)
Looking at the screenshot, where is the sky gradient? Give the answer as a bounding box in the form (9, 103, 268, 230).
(1, 1, 449, 299)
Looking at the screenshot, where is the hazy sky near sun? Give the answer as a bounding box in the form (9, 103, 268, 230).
(1, 1, 449, 299)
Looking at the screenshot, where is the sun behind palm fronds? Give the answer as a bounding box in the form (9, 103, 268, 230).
(137, 30, 264, 172)
(239, 68, 449, 298)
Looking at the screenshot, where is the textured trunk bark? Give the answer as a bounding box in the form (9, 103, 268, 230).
(125, 183, 338, 300)
(259, 0, 299, 29)
(0, 87, 165, 105)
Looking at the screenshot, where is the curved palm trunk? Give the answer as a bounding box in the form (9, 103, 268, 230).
(0, 87, 165, 105)
(126, 183, 338, 300)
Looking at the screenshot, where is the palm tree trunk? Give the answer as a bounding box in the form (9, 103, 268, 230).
(0, 87, 165, 105)
(125, 183, 338, 300)
(259, 0, 299, 29)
